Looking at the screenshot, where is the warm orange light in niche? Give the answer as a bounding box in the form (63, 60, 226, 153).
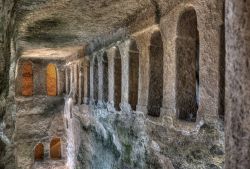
(47, 64, 57, 96)
(34, 143, 44, 161)
(50, 138, 61, 159)
(22, 62, 33, 96)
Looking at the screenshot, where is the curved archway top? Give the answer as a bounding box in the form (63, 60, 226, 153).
(103, 52, 108, 61)
(94, 50, 105, 60)
(131, 25, 160, 38)
(34, 142, 44, 149)
(129, 39, 139, 53)
(150, 30, 163, 47)
(114, 46, 122, 59)
(106, 46, 119, 61)
(177, 7, 198, 38)
(21, 60, 33, 66)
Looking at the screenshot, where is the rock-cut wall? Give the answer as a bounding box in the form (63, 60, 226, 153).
(0, 0, 17, 168)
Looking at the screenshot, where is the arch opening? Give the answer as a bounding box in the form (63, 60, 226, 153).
(46, 64, 57, 96)
(219, 5, 225, 121)
(114, 48, 122, 111)
(176, 8, 199, 122)
(50, 138, 61, 159)
(21, 61, 33, 96)
(87, 61, 90, 103)
(75, 64, 79, 102)
(147, 31, 164, 117)
(103, 52, 109, 103)
(34, 143, 44, 161)
(129, 40, 139, 111)
(66, 68, 70, 95)
(93, 57, 99, 102)
(80, 62, 85, 104)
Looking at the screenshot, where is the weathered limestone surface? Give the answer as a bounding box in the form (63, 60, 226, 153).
(0, 1, 17, 168)
(14, 96, 67, 169)
(0, 0, 228, 169)
(225, 0, 250, 168)
(64, 102, 224, 169)
(160, 0, 224, 124)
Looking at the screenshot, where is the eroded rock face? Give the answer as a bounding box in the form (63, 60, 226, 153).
(64, 101, 224, 169)
(225, 0, 250, 168)
(0, 0, 227, 169)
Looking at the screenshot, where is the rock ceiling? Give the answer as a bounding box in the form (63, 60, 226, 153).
(16, 0, 185, 52)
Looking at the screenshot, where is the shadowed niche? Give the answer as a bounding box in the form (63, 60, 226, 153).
(176, 8, 199, 122)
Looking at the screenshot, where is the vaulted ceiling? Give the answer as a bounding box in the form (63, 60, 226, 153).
(15, 0, 186, 52)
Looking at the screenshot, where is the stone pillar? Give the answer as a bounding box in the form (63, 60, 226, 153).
(118, 40, 132, 112)
(74, 64, 78, 103)
(225, 0, 250, 168)
(106, 47, 116, 110)
(133, 32, 151, 113)
(70, 65, 73, 95)
(89, 57, 94, 103)
(65, 67, 69, 95)
(78, 61, 83, 104)
(97, 52, 104, 105)
(83, 57, 90, 104)
(57, 65, 65, 96)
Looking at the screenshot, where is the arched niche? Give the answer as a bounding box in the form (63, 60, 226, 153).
(34, 143, 44, 161)
(46, 64, 57, 96)
(219, 22, 225, 121)
(103, 52, 109, 103)
(21, 61, 33, 96)
(66, 68, 70, 95)
(129, 40, 139, 111)
(114, 48, 122, 111)
(75, 64, 79, 102)
(93, 57, 99, 102)
(147, 31, 164, 117)
(176, 8, 199, 122)
(80, 62, 85, 104)
(50, 138, 61, 159)
(87, 61, 90, 101)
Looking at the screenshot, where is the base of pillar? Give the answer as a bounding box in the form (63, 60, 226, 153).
(107, 102, 116, 112)
(160, 107, 176, 118)
(120, 102, 132, 113)
(96, 100, 104, 108)
(83, 97, 89, 104)
(136, 105, 147, 114)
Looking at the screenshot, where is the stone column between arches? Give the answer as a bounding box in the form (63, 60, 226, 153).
(73, 64, 78, 103)
(83, 57, 90, 104)
(106, 47, 116, 107)
(89, 57, 94, 104)
(132, 26, 158, 113)
(70, 65, 73, 96)
(118, 40, 132, 112)
(97, 52, 104, 105)
(78, 61, 83, 104)
(65, 67, 69, 95)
